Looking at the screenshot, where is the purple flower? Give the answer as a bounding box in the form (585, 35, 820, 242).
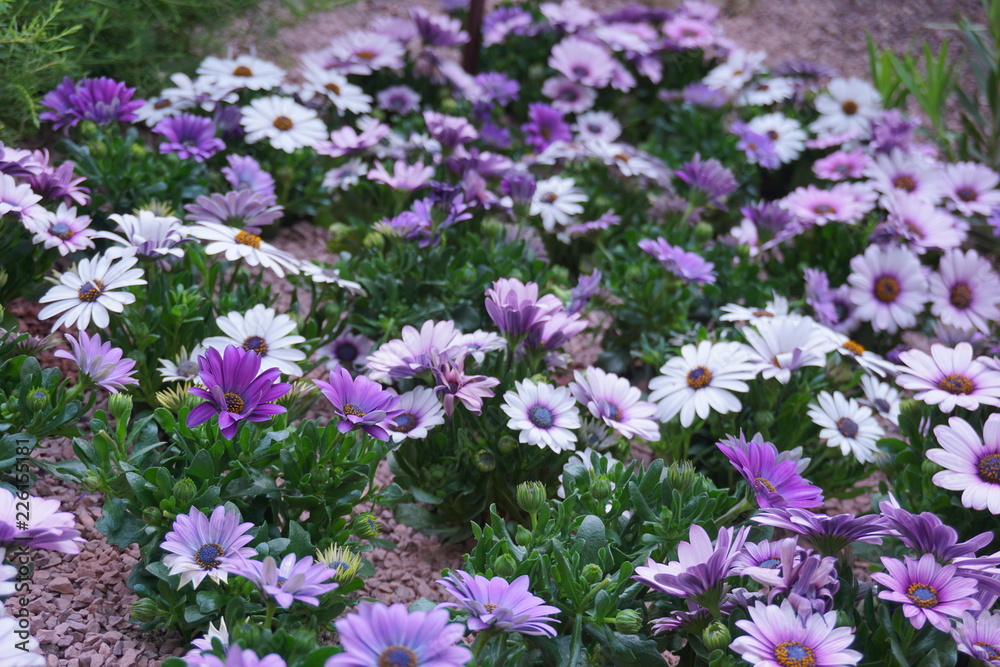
(869, 108, 918, 155)
(314, 367, 402, 441)
(202, 646, 286, 667)
(740, 538, 840, 615)
(153, 113, 225, 161)
(731, 122, 781, 170)
(879, 498, 993, 563)
(423, 111, 478, 148)
(232, 554, 338, 607)
(326, 601, 472, 667)
(568, 269, 602, 315)
(438, 571, 559, 636)
(26, 156, 90, 206)
(872, 554, 980, 632)
(472, 72, 520, 106)
(521, 103, 571, 152)
(71, 77, 145, 125)
(0, 488, 84, 554)
(39, 78, 81, 129)
(675, 154, 738, 209)
(376, 85, 422, 115)
(187, 346, 290, 440)
(717, 432, 824, 509)
(638, 238, 716, 284)
(753, 508, 890, 557)
(54, 331, 138, 393)
(366, 320, 463, 380)
(570, 366, 660, 441)
(161, 506, 256, 589)
(741, 200, 793, 233)
(953, 611, 1000, 664)
(411, 7, 469, 46)
(222, 155, 276, 203)
(730, 600, 862, 667)
(185, 190, 283, 233)
(482, 7, 532, 46)
(500, 170, 537, 205)
(367, 160, 435, 191)
(484, 277, 562, 338)
(432, 358, 500, 416)
(548, 36, 614, 88)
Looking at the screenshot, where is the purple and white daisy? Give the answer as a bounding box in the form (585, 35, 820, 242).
(161, 505, 256, 589)
(548, 36, 614, 88)
(530, 176, 587, 232)
(386, 386, 446, 444)
(0, 488, 84, 554)
(54, 332, 138, 394)
(204, 305, 307, 378)
(937, 161, 1000, 217)
(455, 330, 506, 364)
(929, 248, 1000, 334)
(322, 158, 369, 192)
(298, 57, 372, 115)
(662, 16, 716, 49)
(201, 646, 286, 667)
(186, 222, 301, 278)
(316, 120, 391, 158)
(185, 190, 284, 232)
(232, 554, 338, 608)
(729, 600, 862, 667)
(367, 160, 434, 191)
(38, 252, 147, 331)
(223, 155, 276, 202)
(953, 611, 1000, 664)
(815, 327, 898, 377)
(813, 148, 871, 181)
(240, 96, 326, 153)
(732, 122, 781, 169)
(482, 6, 532, 45)
(753, 508, 889, 557)
(377, 86, 422, 116)
(322, 31, 405, 75)
(97, 210, 189, 262)
(570, 366, 659, 442)
(716, 432, 824, 509)
(541, 76, 596, 114)
(810, 76, 881, 137)
(860, 374, 901, 424)
(883, 191, 966, 254)
(501, 379, 581, 453)
(896, 343, 1000, 413)
(740, 541, 840, 616)
(638, 238, 716, 285)
(152, 113, 225, 161)
(158, 344, 206, 383)
(573, 111, 622, 142)
(807, 391, 885, 464)
(878, 497, 993, 562)
(742, 315, 830, 384)
(521, 103, 572, 152)
(366, 320, 463, 380)
(847, 244, 928, 333)
(746, 113, 806, 164)
(197, 55, 286, 91)
(317, 331, 374, 371)
(314, 367, 402, 441)
(411, 7, 468, 46)
(865, 150, 941, 200)
(648, 341, 757, 426)
(928, 414, 1000, 513)
(674, 154, 738, 209)
(187, 346, 291, 439)
(432, 358, 500, 417)
(781, 183, 868, 227)
(484, 277, 562, 338)
(183, 619, 230, 667)
(872, 554, 979, 632)
(327, 601, 472, 667)
(30, 204, 95, 256)
(438, 571, 559, 636)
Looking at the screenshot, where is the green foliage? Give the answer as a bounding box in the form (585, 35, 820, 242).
(955, 0, 1000, 169)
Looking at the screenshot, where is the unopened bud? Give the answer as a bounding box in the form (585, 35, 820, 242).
(496, 435, 517, 454)
(582, 563, 603, 584)
(130, 598, 159, 623)
(26, 390, 48, 412)
(516, 481, 546, 515)
(590, 478, 612, 502)
(494, 553, 517, 579)
(702, 621, 731, 650)
(353, 512, 381, 539)
(172, 478, 197, 505)
(515, 525, 532, 547)
(693, 221, 714, 243)
(614, 609, 643, 634)
(109, 393, 133, 420)
(473, 450, 496, 472)
(667, 460, 696, 493)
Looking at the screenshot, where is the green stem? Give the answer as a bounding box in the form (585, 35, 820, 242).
(262, 600, 277, 630)
(470, 627, 496, 662)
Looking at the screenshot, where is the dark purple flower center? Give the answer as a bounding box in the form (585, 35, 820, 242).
(978, 453, 1000, 484)
(224, 392, 245, 414)
(949, 283, 973, 309)
(758, 557, 781, 569)
(587, 123, 601, 133)
(378, 645, 417, 667)
(956, 186, 978, 202)
(873, 398, 891, 414)
(50, 222, 73, 240)
(974, 641, 1000, 659)
(836, 417, 859, 438)
(559, 89, 579, 102)
(774, 640, 815, 667)
(194, 542, 224, 569)
(874, 276, 900, 303)
(841, 100, 859, 115)
(343, 403, 366, 417)
(753, 477, 777, 494)
(389, 413, 417, 433)
(336, 342, 359, 362)
(906, 582, 939, 608)
(892, 175, 916, 192)
(243, 335, 268, 355)
(528, 404, 555, 429)
(77, 279, 105, 302)
(572, 66, 588, 79)
(686, 366, 712, 389)
(176, 360, 199, 378)
(598, 399, 622, 422)
(938, 373, 974, 395)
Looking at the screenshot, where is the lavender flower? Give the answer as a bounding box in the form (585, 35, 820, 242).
(60, 77, 145, 125)
(730, 601, 862, 667)
(568, 269, 601, 315)
(27, 158, 90, 206)
(313, 367, 402, 441)
(161, 506, 256, 589)
(872, 554, 980, 632)
(740, 537, 840, 615)
(438, 571, 559, 636)
(472, 72, 520, 106)
(879, 498, 993, 563)
(953, 611, 1000, 664)
(432, 358, 500, 416)
(153, 113, 225, 161)
(638, 238, 716, 284)
(674, 154, 738, 209)
(185, 190, 284, 233)
(377, 86, 422, 115)
(754, 508, 890, 556)
(201, 646, 286, 667)
(0, 488, 84, 554)
(232, 554, 338, 607)
(484, 277, 562, 338)
(54, 331, 138, 393)
(423, 111, 478, 148)
(39, 78, 81, 129)
(731, 121, 781, 170)
(717, 432, 824, 509)
(411, 7, 469, 46)
(187, 346, 291, 440)
(222, 155, 276, 202)
(521, 103, 571, 152)
(366, 320, 463, 380)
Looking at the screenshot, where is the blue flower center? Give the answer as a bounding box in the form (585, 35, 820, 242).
(758, 557, 781, 569)
(572, 66, 588, 78)
(686, 366, 712, 389)
(528, 404, 555, 429)
(77, 280, 104, 302)
(906, 582, 939, 608)
(873, 398, 890, 414)
(50, 222, 73, 240)
(598, 399, 622, 422)
(774, 640, 816, 667)
(974, 642, 1000, 660)
(336, 342, 359, 362)
(978, 453, 1000, 485)
(176, 360, 199, 378)
(343, 403, 366, 417)
(378, 645, 417, 667)
(194, 543, 224, 569)
(242, 335, 268, 355)
(389, 413, 417, 433)
(836, 417, 859, 439)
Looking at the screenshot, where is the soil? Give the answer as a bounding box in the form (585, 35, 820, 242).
(10, 0, 987, 664)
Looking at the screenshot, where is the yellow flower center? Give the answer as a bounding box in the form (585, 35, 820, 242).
(235, 230, 262, 248)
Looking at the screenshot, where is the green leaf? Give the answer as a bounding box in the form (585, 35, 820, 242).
(575, 515, 606, 565)
(286, 520, 314, 556)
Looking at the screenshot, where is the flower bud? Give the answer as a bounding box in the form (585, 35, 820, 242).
(232, 621, 261, 647)
(353, 512, 381, 539)
(754, 410, 775, 432)
(666, 460, 696, 493)
(614, 609, 643, 634)
(496, 435, 517, 454)
(516, 481, 546, 515)
(129, 142, 148, 158)
(702, 621, 731, 650)
(921, 459, 942, 477)
(582, 563, 603, 584)
(363, 230, 386, 250)
(693, 221, 714, 243)
(515, 525, 532, 547)
(26, 389, 48, 412)
(317, 544, 363, 583)
(130, 598, 159, 623)
(590, 478, 612, 503)
(494, 553, 517, 579)
(326, 223, 354, 252)
(109, 393, 133, 421)
(172, 478, 197, 506)
(473, 450, 496, 472)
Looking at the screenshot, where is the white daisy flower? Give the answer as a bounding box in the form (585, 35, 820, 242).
(814, 326, 899, 377)
(38, 252, 146, 331)
(299, 57, 373, 115)
(703, 48, 766, 95)
(161, 72, 240, 112)
(737, 76, 795, 106)
(386, 386, 446, 444)
(322, 157, 369, 192)
(298, 262, 366, 296)
(810, 76, 881, 137)
(574, 111, 622, 142)
(158, 345, 207, 383)
(742, 315, 832, 384)
(585, 140, 667, 180)
(501, 379, 581, 453)
(648, 340, 758, 427)
(187, 222, 301, 278)
(720, 294, 790, 325)
(203, 304, 308, 377)
(860, 374, 901, 425)
(96, 211, 189, 261)
(0, 617, 43, 666)
(807, 390, 885, 463)
(746, 113, 806, 164)
(530, 176, 588, 232)
(240, 96, 327, 153)
(197, 54, 286, 91)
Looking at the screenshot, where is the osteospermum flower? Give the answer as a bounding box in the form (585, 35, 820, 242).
(200, 646, 286, 667)
(929, 248, 1000, 333)
(896, 343, 1000, 413)
(882, 191, 966, 254)
(377, 85, 421, 115)
(501, 379, 581, 453)
(648, 341, 757, 426)
(570, 366, 659, 441)
(187, 346, 291, 439)
(298, 57, 372, 114)
(928, 414, 1000, 513)
(187, 221, 301, 278)
(638, 238, 716, 284)
(937, 161, 1000, 217)
(847, 244, 928, 333)
(366, 320, 463, 380)
(232, 554, 338, 608)
(204, 305, 307, 377)
(860, 374, 901, 424)
(810, 76, 881, 137)
(742, 315, 830, 384)
(746, 113, 806, 164)
(438, 571, 559, 636)
(38, 252, 146, 330)
(240, 96, 326, 153)
(97, 210, 189, 262)
(327, 601, 472, 667)
(872, 554, 979, 632)
(953, 611, 1000, 664)
(674, 154, 738, 209)
(432, 358, 500, 417)
(781, 184, 867, 227)
(530, 175, 587, 232)
(729, 600, 862, 667)
(158, 344, 207, 383)
(753, 508, 889, 557)
(548, 36, 614, 88)
(0, 488, 84, 554)
(813, 148, 871, 181)
(161, 505, 256, 589)
(807, 391, 884, 464)
(314, 367, 402, 441)
(385, 386, 446, 445)
(367, 160, 434, 191)
(484, 277, 562, 338)
(54, 332, 138, 393)
(153, 113, 225, 161)
(521, 103, 572, 152)
(30, 204, 95, 256)
(185, 190, 284, 233)
(198, 54, 286, 91)
(317, 331, 373, 371)
(0, 617, 44, 666)
(716, 432, 824, 509)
